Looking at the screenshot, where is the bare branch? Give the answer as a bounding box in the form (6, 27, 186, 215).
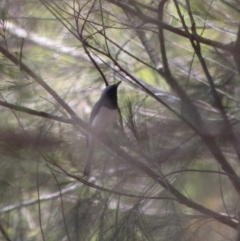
(107, 0, 233, 52)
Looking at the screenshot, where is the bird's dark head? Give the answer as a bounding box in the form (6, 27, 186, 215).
(100, 81, 121, 108)
(101, 81, 121, 99)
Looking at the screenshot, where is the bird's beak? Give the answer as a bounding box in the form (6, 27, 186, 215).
(116, 81, 121, 87)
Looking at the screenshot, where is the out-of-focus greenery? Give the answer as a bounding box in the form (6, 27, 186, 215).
(0, 0, 240, 240)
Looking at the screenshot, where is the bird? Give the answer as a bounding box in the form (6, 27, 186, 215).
(83, 81, 121, 176)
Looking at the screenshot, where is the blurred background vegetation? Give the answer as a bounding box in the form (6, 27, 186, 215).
(0, 0, 240, 240)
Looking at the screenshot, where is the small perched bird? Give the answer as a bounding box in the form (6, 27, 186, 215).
(84, 81, 121, 176)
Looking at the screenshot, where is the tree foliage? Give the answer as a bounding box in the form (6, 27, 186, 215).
(0, 0, 240, 240)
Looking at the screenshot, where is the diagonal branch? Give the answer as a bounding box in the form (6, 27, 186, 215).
(0, 100, 72, 125)
(158, 0, 240, 196)
(107, 0, 233, 52)
(182, 0, 240, 162)
(0, 83, 237, 229)
(0, 45, 77, 119)
(0, 184, 81, 213)
(53, 152, 238, 229)
(0, 224, 11, 241)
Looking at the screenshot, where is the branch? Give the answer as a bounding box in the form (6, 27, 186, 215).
(232, 25, 240, 76)
(0, 22, 101, 62)
(2, 92, 238, 226)
(107, 0, 233, 52)
(0, 100, 219, 226)
(0, 100, 72, 125)
(124, 7, 162, 69)
(2, 2, 239, 229)
(0, 45, 78, 118)
(0, 224, 11, 241)
(0, 184, 80, 213)
(53, 160, 238, 229)
(158, 0, 240, 197)
(182, 0, 240, 162)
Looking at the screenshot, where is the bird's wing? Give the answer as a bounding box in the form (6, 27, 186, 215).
(86, 99, 101, 146)
(89, 99, 102, 124)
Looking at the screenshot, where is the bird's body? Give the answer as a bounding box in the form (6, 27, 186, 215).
(84, 81, 121, 176)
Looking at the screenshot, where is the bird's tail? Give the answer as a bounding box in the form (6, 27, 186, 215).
(84, 140, 95, 176)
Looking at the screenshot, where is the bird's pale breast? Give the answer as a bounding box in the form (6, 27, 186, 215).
(91, 106, 117, 133)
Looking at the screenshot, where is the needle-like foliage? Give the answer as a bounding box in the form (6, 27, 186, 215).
(0, 0, 240, 240)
